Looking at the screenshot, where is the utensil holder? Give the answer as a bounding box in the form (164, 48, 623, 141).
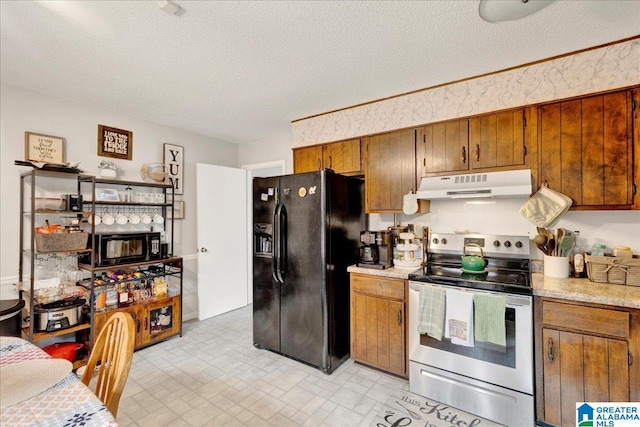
(544, 255, 569, 278)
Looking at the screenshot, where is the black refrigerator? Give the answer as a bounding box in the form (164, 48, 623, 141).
(252, 170, 364, 374)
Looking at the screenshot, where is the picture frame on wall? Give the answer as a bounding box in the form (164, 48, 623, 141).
(163, 143, 184, 195)
(24, 132, 65, 164)
(98, 124, 133, 160)
(167, 200, 184, 220)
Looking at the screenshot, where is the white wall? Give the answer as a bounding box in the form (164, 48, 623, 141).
(0, 84, 238, 320)
(238, 131, 294, 175)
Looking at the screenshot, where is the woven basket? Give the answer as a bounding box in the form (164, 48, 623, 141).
(585, 254, 640, 286)
(34, 232, 88, 252)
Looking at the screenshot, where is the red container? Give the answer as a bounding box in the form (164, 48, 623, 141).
(42, 342, 84, 362)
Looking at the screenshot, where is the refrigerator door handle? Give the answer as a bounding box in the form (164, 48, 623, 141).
(278, 204, 287, 281)
(272, 204, 282, 283)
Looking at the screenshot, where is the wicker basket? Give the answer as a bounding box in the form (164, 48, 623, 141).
(34, 232, 88, 252)
(585, 254, 640, 286)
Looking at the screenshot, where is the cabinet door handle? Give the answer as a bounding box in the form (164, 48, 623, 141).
(136, 318, 140, 333)
(548, 338, 554, 361)
(398, 309, 402, 325)
(145, 317, 148, 331)
(328, 156, 332, 169)
(475, 144, 480, 162)
(461, 146, 467, 164)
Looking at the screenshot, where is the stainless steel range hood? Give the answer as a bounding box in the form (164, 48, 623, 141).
(416, 169, 532, 200)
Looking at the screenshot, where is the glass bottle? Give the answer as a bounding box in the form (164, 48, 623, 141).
(572, 231, 586, 278)
(124, 186, 133, 203)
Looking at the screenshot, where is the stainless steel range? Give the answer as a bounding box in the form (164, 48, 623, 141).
(408, 233, 534, 427)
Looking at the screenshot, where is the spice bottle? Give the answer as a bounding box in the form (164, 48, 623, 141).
(572, 231, 586, 278)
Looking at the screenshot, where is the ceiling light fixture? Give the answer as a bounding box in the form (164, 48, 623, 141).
(158, 1, 181, 16)
(479, 0, 557, 23)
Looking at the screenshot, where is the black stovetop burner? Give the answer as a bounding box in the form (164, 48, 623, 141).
(409, 252, 532, 296)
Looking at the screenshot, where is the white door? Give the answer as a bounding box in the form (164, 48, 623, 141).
(196, 164, 248, 320)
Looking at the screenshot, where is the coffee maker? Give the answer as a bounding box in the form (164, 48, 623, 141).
(358, 230, 393, 269)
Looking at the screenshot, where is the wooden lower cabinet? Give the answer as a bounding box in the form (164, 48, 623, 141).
(350, 273, 407, 377)
(93, 296, 181, 350)
(535, 297, 638, 426)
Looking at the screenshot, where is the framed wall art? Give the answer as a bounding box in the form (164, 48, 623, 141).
(98, 124, 133, 160)
(24, 132, 65, 164)
(167, 200, 185, 220)
(163, 143, 184, 195)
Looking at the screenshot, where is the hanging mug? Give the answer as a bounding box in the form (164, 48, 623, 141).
(102, 212, 115, 226)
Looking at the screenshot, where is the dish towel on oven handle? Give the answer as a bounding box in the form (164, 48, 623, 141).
(474, 293, 506, 347)
(444, 289, 474, 347)
(417, 285, 446, 340)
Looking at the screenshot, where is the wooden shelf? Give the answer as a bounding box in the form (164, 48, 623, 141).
(23, 322, 92, 343)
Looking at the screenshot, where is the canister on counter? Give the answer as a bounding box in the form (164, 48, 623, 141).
(591, 243, 606, 257)
(613, 246, 633, 259)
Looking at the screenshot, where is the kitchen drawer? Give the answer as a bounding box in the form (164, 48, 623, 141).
(542, 300, 629, 339)
(351, 274, 405, 300)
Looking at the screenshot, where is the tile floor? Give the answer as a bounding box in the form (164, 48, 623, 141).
(117, 304, 409, 427)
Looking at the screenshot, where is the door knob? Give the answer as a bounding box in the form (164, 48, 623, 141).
(200, 247, 208, 253)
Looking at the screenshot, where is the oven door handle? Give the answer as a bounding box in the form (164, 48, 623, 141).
(408, 281, 530, 307)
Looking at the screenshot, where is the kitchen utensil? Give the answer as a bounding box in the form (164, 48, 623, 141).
(534, 233, 549, 255)
(42, 342, 84, 362)
(546, 237, 556, 257)
(558, 235, 575, 257)
(461, 243, 487, 271)
(556, 228, 566, 255)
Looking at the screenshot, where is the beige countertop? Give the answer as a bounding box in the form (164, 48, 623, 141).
(532, 273, 640, 309)
(347, 264, 420, 280)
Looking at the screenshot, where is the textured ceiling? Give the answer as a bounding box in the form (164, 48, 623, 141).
(1, 1, 639, 144)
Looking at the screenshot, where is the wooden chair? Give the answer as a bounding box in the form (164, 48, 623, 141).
(82, 312, 135, 417)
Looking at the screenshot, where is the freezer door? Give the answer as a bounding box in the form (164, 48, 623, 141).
(278, 172, 327, 369)
(252, 176, 280, 352)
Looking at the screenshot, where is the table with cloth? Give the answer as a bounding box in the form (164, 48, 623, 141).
(0, 336, 118, 426)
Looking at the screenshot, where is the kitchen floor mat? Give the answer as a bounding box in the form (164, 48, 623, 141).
(372, 389, 504, 427)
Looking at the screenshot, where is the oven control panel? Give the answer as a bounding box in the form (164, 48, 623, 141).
(429, 233, 530, 257)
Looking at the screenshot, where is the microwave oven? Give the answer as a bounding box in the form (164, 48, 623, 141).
(80, 232, 162, 267)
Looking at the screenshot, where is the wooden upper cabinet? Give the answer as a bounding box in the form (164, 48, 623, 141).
(365, 129, 417, 212)
(322, 139, 362, 175)
(293, 139, 362, 175)
(418, 119, 469, 176)
(539, 90, 634, 208)
(293, 146, 322, 173)
(469, 109, 526, 169)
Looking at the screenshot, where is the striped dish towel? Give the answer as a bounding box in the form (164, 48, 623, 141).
(418, 285, 446, 340)
(474, 293, 506, 347)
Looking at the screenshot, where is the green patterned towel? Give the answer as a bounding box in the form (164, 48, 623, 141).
(474, 293, 506, 347)
(418, 286, 446, 340)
